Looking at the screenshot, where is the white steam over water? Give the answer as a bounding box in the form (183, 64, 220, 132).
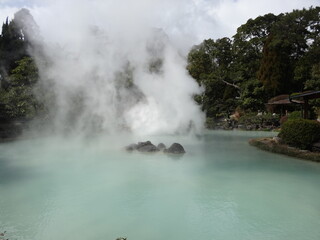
(27, 0, 205, 135)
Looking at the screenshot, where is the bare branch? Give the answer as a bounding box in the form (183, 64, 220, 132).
(221, 79, 241, 89)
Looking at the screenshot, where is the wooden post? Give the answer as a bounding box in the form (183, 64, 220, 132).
(304, 98, 309, 119)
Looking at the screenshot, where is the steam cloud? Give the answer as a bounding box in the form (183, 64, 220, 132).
(26, 0, 205, 135)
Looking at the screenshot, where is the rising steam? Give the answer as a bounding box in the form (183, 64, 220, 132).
(25, 0, 205, 135)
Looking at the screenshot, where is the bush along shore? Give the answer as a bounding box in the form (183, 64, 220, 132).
(249, 119, 320, 162)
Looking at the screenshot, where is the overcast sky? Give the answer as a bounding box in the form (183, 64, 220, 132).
(0, 0, 319, 49)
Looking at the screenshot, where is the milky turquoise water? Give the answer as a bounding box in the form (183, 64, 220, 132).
(0, 130, 320, 240)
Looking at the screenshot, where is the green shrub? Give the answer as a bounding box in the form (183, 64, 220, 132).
(288, 111, 302, 120)
(280, 119, 320, 150)
(280, 111, 302, 125)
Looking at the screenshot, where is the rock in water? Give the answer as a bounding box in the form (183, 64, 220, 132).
(157, 143, 166, 151)
(125, 144, 138, 151)
(164, 143, 186, 154)
(136, 141, 160, 152)
(137, 141, 152, 148)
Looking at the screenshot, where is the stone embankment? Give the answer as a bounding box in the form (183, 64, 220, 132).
(249, 137, 320, 162)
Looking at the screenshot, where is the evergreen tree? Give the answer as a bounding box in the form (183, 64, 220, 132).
(0, 57, 40, 119)
(0, 9, 41, 122)
(0, 14, 28, 87)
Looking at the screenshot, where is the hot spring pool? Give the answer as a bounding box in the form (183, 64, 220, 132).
(0, 130, 319, 240)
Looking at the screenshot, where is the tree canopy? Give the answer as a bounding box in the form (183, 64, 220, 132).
(187, 6, 320, 119)
(0, 9, 41, 121)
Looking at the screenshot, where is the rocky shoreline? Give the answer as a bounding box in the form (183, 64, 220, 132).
(249, 137, 320, 162)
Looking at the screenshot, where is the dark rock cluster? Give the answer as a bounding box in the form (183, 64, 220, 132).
(164, 143, 186, 154)
(125, 141, 185, 154)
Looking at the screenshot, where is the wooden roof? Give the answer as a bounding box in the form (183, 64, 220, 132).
(289, 90, 320, 101)
(267, 94, 304, 105)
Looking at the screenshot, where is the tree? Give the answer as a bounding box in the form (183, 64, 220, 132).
(187, 44, 212, 83)
(258, 7, 320, 95)
(0, 8, 40, 88)
(187, 38, 239, 118)
(232, 13, 280, 82)
(0, 57, 40, 119)
(258, 34, 293, 95)
(304, 63, 320, 90)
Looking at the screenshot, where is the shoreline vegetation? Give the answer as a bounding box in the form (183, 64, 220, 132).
(249, 137, 320, 162)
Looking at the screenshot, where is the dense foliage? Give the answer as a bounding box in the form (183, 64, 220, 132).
(187, 7, 320, 119)
(0, 57, 42, 119)
(280, 119, 320, 149)
(0, 9, 41, 122)
(287, 111, 303, 120)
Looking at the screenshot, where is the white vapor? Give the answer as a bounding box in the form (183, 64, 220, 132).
(26, 0, 205, 136)
(1, 0, 318, 136)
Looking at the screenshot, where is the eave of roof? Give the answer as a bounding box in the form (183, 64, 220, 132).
(289, 90, 320, 100)
(267, 99, 304, 105)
